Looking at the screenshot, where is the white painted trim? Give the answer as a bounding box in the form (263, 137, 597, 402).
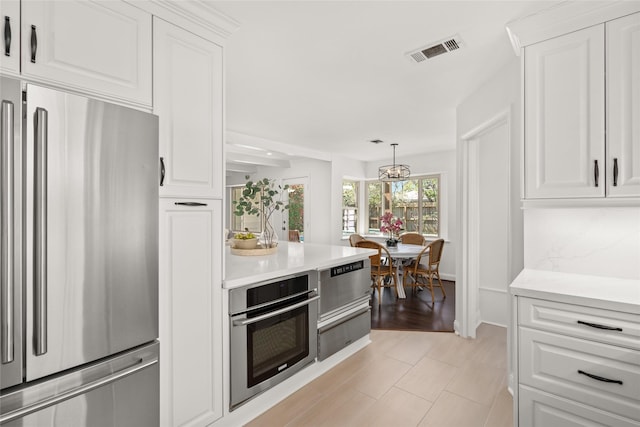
(505, 1, 640, 53)
(479, 287, 508, 294)
(458, 110, 512, 340)
(521, 197, 640, 209)
(479, 319, 508, 329)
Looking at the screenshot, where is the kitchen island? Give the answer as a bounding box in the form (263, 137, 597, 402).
(223, 241, 375, 288)
(217, 241, 375, 427)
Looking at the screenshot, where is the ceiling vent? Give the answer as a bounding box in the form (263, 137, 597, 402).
(370, 139, 384, 144)
(407, 34, 464, 63)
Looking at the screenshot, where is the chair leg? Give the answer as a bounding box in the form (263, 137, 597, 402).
(428, 274, 435, 302)
(435, 270, 446, 298)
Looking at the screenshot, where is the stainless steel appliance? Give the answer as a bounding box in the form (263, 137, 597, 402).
(317, 260, 371, 360)
(0, 77, 159, 425)
(229, 271, 319, 410)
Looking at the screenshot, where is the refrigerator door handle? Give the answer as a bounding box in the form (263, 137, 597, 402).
(1, 100, 14, 364)
(0, 355, 159, 424)
(34, 106, 48, 356)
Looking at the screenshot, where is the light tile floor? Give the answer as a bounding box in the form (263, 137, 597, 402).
(246, 324, 512, 427)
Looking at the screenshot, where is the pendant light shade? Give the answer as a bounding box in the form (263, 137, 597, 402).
(378, 143, 410, 182)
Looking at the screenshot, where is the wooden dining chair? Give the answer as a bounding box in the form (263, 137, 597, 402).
(289, 229, 301, 242)
(402, 239, 446, 302)
(399, 232, 426, 246)
(349, 233, 365, 247)
(355, 240, 398, 304)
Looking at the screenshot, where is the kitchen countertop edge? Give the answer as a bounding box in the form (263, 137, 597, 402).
(510, 268, 640, 313)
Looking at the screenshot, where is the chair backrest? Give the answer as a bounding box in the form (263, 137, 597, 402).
(349, 233, 365, 247)
(289, 230, 300, 242)
(400, 232, 425, 246)
(428, 239, 445, 266)
(414, 238, 445, 268)
(356, 240, 394, 276)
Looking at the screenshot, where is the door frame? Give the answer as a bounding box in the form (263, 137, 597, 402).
(456, 108, 513, 339)
(279, 177, 309, 242)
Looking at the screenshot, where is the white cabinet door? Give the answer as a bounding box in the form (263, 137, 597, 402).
(607, 12, 640, 198)
(159, 199, 223, 426)
(0, 0, 19, 75)
(20, 0, 152, 107)
(154, 18, 223, 199)
(524, 25, 605, 199)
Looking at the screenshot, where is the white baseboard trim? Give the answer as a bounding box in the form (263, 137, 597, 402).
(440, 273, 455, 281)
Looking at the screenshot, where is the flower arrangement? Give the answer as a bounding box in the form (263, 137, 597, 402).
(380, 212, 403, 245)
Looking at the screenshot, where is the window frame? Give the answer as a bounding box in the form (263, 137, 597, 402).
(365, 174, 441, 237)
(229, 185, 263, 233)
(341, 180, 359, 237)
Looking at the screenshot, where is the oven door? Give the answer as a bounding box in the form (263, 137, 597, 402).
(230, 291, 319, 409)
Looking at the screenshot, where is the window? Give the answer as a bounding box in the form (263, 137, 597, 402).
(341, 180, 358, 237)
(230, 186, 262, 233)
(366, 175, 440, 236)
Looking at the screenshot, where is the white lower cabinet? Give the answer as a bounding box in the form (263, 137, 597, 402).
(516, 297, 640, 427)
(159, 199, 223, 426)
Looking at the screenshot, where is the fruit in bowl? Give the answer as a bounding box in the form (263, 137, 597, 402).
(232, 232, 258, 249)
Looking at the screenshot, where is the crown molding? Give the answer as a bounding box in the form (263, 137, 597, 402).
(126, 0, 240, 41)
(505, 0, 640, 54)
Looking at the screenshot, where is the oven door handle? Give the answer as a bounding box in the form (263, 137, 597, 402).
(233, 294, 320, 327)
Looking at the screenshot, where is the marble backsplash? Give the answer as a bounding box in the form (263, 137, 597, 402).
(524, 207, 640, 280)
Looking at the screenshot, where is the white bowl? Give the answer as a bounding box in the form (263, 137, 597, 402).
(233, 238, 258, 249)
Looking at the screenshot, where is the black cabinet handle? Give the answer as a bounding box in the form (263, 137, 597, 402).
(577, 320, 622, 331)
(578, 370, 623, 385)
(594, 160, 599, 187)
(159, 157, 165, 186)
(174, 202, 208, 207)
(613, 158, 618, 187)
(4, 16, 11, 57)
(30, 25, 37, 63)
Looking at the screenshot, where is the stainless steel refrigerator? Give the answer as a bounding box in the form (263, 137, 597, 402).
(0, 77, 159, 425)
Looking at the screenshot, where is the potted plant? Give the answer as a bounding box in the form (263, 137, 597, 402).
(232, 178, 289, 249)
(380, 211, 403, 247)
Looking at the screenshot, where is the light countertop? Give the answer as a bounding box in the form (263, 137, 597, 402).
(510, 268, 640, 313)
(223, 242, 375, 289)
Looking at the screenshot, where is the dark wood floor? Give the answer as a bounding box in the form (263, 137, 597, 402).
(370, 280, 455, 332)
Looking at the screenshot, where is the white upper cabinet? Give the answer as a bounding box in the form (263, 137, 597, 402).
(524, 25, 605, 199)
(20, 0, 152, 107)
(523, 11, 640, 201)
(0, 0, 19, 75)
(154, 18, 223, 199)
(607, 12, 640, 198)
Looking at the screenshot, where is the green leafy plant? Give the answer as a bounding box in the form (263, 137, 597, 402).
(232, 178, 289, 248)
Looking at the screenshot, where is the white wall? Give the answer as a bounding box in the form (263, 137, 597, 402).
(456, 57, 523, 330)
(524, 207, 640, 280)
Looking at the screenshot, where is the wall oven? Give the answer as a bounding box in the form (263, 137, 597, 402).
(229, 270, 319, 409)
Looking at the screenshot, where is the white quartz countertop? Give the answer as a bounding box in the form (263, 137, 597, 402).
(223, 242, 375, 289)
(510, 268, 640, 313)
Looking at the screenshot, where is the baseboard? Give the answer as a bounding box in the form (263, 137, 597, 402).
(440, 273, 455, 281)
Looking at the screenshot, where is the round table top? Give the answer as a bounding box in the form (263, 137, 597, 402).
(385, 243, 428, 259)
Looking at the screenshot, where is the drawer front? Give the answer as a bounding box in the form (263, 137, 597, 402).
(519, 385, 640, 427)
(520, 327, 640, 421)
(519, 297, 640, 350)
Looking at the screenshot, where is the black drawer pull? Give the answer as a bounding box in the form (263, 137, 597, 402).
(577, 320, 622, 332)
(613, 158, 618, 187)
(594, 159, 599, 187)
(30, 25, 37, 63)
(174, 202, 208, 207)
(4, 16, 11, 56)
(578, 370, 623, 385)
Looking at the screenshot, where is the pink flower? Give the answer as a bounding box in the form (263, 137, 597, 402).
(380, 212, 403, 237)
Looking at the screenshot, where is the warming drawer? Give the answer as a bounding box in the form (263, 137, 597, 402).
(318, 306, 370, 361)
(318, 259, 371, 319)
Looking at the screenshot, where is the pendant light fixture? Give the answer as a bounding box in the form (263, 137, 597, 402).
(378, 143, 410, 182)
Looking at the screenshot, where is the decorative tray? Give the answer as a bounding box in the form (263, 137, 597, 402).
(230, 245, 278, 256)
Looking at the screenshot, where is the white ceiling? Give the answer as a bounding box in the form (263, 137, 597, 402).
(212, 0, 559, 163)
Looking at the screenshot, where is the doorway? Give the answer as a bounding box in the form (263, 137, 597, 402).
(279, 177, 308, 242)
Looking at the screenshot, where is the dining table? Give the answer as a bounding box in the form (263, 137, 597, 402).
(384, 243, 429, 299)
